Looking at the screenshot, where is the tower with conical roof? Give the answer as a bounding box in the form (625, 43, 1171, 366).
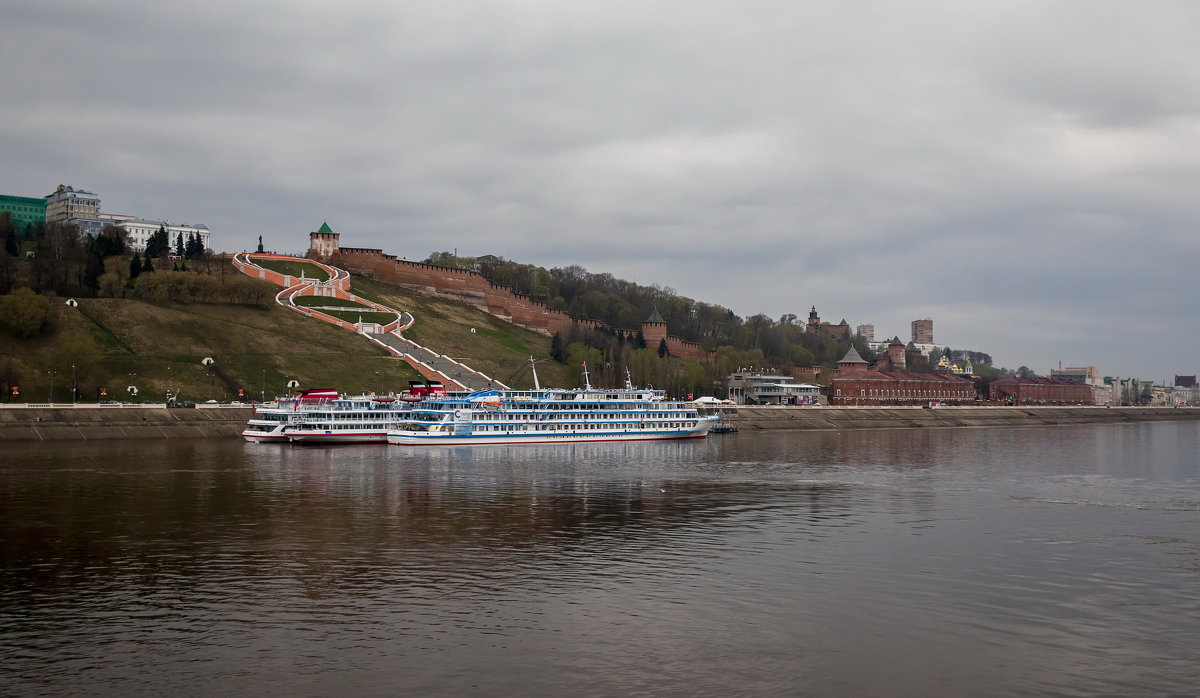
(309, 222, 340, 258)
(642, 308, 668, 349)
(837, 345, 869, 376)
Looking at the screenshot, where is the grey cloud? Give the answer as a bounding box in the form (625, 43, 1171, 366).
(1, 0, 1197, 377)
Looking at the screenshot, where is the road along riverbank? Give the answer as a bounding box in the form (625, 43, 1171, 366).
(1, 404, 1197, 442)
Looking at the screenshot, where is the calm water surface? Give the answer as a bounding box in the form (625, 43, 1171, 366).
(2, 422, 1198, 696)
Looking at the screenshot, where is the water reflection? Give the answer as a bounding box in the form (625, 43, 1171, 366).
(1, 423, 1198, 696)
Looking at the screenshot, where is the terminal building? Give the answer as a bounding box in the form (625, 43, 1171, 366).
(726, 371, 822, 405)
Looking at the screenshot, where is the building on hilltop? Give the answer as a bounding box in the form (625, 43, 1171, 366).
(828, 318, 851, 340)
(912, 318, 933, 345)
(0, 193, 47, 232)
(45, 184, 100, 224)
(309, 222, 340, 258)
(856, 324, 874, 342)
(120, 219, 211, 254)
(805, 306, 821, 334)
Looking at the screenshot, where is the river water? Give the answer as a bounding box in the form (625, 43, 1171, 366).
(2, 422, 1198, 696)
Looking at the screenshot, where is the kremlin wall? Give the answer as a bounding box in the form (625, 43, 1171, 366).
(311, 227, 713, 363)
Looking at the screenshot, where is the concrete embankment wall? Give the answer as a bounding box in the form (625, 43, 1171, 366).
(728, 406, 1200, 431)
(0, 406, 253, 442)
(1, 405, 1197, 442)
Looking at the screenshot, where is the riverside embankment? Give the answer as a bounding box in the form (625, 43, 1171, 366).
(728, 405, 1200, 430)
(1, 404, 1197, 442)
(0, 405, 252, 442)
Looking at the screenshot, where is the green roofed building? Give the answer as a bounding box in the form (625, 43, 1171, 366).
(0, 194, 47, 232)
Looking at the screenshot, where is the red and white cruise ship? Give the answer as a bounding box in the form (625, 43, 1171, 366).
(242, 384, 443, 444)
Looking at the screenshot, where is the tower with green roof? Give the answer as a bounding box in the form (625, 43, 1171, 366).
(309, 221, 340, 258)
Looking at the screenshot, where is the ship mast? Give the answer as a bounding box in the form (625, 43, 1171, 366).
(529, 356, 541, 391)
(581, 362, 592, 390)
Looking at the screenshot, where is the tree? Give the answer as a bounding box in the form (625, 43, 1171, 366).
(0, 212, 16, 256)
(0, 288, 55, 338)
(657, 338, 669, 358)
(1016, 366, 1035, 379)
(175, 233, 185, 258)
(129, 254, 143, 279)
(145, 226, 170, 258)
(549, 332, 565, 362)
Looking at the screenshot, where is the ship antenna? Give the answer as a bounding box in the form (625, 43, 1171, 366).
(625, 367, 633, 390)
(529, 356, 541, 391)
(581, 362, 592, 390)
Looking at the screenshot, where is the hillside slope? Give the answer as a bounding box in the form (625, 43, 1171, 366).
(2, 298, 422, 403)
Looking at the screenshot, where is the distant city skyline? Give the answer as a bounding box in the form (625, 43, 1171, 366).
(2, 1, 1197, 379)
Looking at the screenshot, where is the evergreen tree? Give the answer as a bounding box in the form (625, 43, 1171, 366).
(549, 332, 565, 362)
(635, 328, 647, 349)
(145, 226, 169, 258)
(141, 252, 154, 273)
(657, 338, 669, 358)
(175, 233, 185, 258)
(130, 254, 143, 278)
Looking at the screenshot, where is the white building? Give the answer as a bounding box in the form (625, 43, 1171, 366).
(119, 219, 211, 254)
(726, 371, 822, 405)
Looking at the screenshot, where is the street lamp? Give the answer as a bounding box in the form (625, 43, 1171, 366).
(72, 363, 77, 405)
(261, 369, 266, 402)
(47, 369, 56, 403)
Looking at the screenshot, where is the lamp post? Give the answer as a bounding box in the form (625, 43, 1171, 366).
(72, 363, 77, 405)
(47, 369, 56, 403)
(261, 369, 266, 403)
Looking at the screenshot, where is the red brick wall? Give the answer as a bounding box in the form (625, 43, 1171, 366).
(340, 252, 712, 361)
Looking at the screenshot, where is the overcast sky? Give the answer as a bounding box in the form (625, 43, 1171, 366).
(3, 1, 1197, 379)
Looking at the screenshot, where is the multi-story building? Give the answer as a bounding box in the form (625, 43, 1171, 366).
(726, 371, 822, 405)
(45, 185, 100, 224)
(120, 219, 211, 254)
(0, 194, 47, 231)
(911, 318, 934, 344)
(856, 324, 874, 342)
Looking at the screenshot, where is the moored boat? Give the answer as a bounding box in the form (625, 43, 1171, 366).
(242, 384, 438, 444)
(386, 362, 717, 446)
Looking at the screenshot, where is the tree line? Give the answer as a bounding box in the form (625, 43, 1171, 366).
(0, 214, 276, 339)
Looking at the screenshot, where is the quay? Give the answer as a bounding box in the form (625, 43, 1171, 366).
(0, 404, 1197, 442)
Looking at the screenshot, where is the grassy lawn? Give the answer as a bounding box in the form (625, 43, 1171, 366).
(293, 296, 369, 309)
(253, 258, 330, 282)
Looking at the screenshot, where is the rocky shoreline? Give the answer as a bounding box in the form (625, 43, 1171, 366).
(0, 404, 1196, 442)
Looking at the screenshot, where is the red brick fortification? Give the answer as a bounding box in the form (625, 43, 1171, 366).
(336, 250, 712, 363)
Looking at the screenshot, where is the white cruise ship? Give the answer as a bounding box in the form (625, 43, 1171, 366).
(386, 363, 717, 446)
(242, 385, 436, 444)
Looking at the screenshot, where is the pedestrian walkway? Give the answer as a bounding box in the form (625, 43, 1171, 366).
(232, 253, 504, 391)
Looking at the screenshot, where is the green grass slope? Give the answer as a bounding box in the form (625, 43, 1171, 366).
(2, 298, 420, 403)
(352, 278, 573, 389)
